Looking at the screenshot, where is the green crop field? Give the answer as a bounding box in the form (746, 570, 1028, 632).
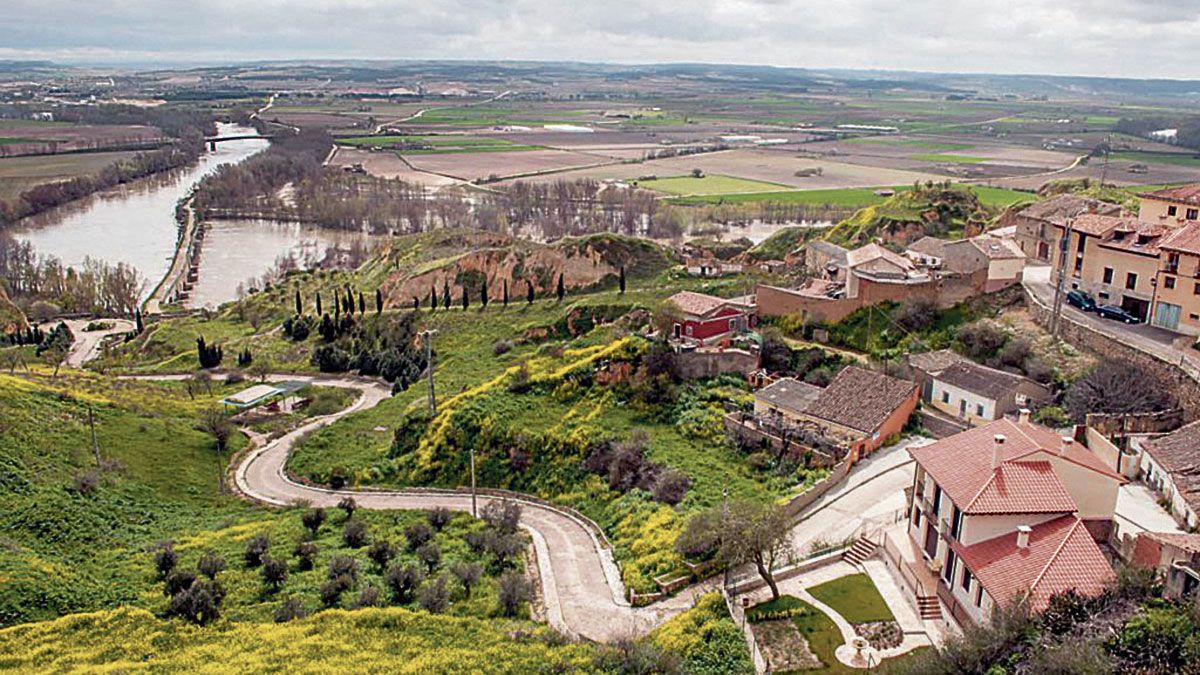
(1112, 151, 1200, 168)
(668, 183, 1033, 208)
(909, 152, 990, 164)
(334, 134, 541, 154)
(638, 174, 792, 196)
(846, 138, 974, 151)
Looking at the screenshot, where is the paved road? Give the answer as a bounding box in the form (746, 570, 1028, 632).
(62, 318, 135, 368)
(128, 372, 706, 642)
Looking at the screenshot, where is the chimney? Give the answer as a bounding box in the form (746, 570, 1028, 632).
(1060, 436, 1073, 456)
(993, 434, 1006, 468)
(1017, 408, 1031, 424)
(1087, 199, 1098, 215)
(1016, 525, 1032, 549)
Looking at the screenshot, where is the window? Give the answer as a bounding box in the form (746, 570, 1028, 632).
(1189, 208, 1199, 220)
(1169, 205, 1178, 216)
(1098, 292, 1110, 300)
(1076, 235, 1086, 253)
(950, 506, 963, 540)
(976, 403, 985, 417)
(1126, 272, 1138, 290)
(911, 504, 920, 527)
(943, 550, 957, 584)
(932, 485, 942, 517)
(961, 566, 973, 592)
(975, 583, 984, 607)
(1102, 267, 1114, 284)
(1166, 276, 1177, 289)
(728, 319, 737, 332)
(685, 325, 693, 336)
(1074, 257, 1083, 275)
(1192, 314, 1199, 321)
(1194, 282, 1200, 296)
(941, 391, 950, 404)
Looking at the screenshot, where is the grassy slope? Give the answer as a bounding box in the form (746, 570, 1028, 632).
(0, 607, 598, 674)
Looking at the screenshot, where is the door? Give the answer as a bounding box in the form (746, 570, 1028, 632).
(923, 521, 939, 560)
(959, 399, 967, 418)
(1154, 302, 1181, 331)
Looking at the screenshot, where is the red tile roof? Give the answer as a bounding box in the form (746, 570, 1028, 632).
(908, 418, 1124, 514)
(1139, 184, 1200, 207)
(1157, 222, 1200, 257)
(966, 461, 1078, 514)
(803, 365, 916, 435)
(665, 291, 734, 318)
(1063, 213, 1124, 237)
(952, 515, 1114, 611)
(1142, 531, 1200, 555)
(1140, 418, 1200, 515)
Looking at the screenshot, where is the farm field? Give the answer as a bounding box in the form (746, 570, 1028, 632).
(1112, 150, 1200, 167)
(638, 173, 791, 195)
(326, 148, 459, 187)
(909, 152, 989, 164)
(497, 149, 947, 190)
(0, 150, 142, 200)
(404, 148, 614, 181)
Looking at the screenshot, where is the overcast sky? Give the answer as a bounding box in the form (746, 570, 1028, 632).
(5, 0, 1200, 79)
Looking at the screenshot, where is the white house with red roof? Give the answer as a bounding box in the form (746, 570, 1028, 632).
(664, 291, 757, 345)
(897, 413, 1125, 625)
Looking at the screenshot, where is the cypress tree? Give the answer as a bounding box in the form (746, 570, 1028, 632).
(481, 278, 489, 309)
(556, 273, 565, 303)
(442, 280, 451, 310)
(412, 296, 419, 312)
(316, 291, 322, 316)
(358, 291, 365, 315)
(135, 309, 144, 333)
(377, 289, 384, 315)
(295, 288, 302, 315)
(430, 286, 437, 310)
(619, 266, 626, 294)
(526, 280, 534, 305)
(502, 279, 509, 308)
(461, 286, 469, 311)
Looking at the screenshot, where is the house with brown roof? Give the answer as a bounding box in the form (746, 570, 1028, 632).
(664, 291, 757, 345)
(1148, 221, 1200, 334)
(1131, 531, 1200, 599)
(1010, 194, 1121, 263)
(1050, 213, 1166, 322)
(749, 365, 917, 460)
(1137, 419, 1200, 530)
(925, 360, 1051, 426)
(896, 416, 1125, 625)
(1137, 184, 1200, 224)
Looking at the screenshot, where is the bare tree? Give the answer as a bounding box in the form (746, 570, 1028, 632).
(1064, 361, 1174, 422)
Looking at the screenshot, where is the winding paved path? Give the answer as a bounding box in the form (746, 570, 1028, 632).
(62, 318, 135, 368)
(126, 372, 710, 642)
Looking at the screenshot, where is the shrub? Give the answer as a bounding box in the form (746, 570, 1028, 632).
(404, 522, 433, 551)
(319, 575, 352, 608)
(450, 561, 483, 598)
(417, 543, 442, 573)
(485, 531, 522, 570)
(301, 507, 327, 537)
(274, 597, 308, 623)
(427, 507, 453, 532)
(154, 542, 178, 579)
(417, 574, 449, 613)
(293, 540, 318, 571)
(481, 500, 522, 535)
(337, 496, 357, 520)
(353, 584, 383, 609)
(465, 530, 487, 553)
(492, 339, 514, 356)
(166, 579, 223, 626)
(367, 539, 396, 572)
(598, 637, 681, 674)
(197, 550, 225, 580)
(498, 570, 531, 617)
(384, 563, 423, 603)
(343, 520, 369, 548)
(652, 469, 690, 506)
(327, 555, 359, 582)
(164, 568, 198, 597)
(675, 511, 721, 562)
(244, 534, 270, 569)
(261, 556, 288, 592)
(1033, 405, 1070, 428)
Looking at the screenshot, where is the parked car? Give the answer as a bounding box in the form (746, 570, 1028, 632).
(1096, 304, 1140, 324)
(1066, 289, 1097, 312)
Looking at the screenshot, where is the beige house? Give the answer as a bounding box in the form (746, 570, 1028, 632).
(898, 415, 1125, 625)
(844, 243, 928, 299)
(1149, 222, 1200, 334)
(1137, 184, 1200, 224)
(925, 360, 1051, 426)
(1050, 213, 1166, 321)
(1011, 194, 1121, 263)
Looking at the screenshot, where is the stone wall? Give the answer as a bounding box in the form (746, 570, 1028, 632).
(1023, 286, 1200, 421)
(757, 268, 992, 324)
(675, 348, 759, 379)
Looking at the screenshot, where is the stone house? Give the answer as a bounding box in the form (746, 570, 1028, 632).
(923, 360, 1051, 426)
(1137, 420, 1200, 530)
(1131, 532, 1200, 598)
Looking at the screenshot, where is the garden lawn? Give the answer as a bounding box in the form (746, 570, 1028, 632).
(807, 573, 895, 624)
(639, 174, 792, 196)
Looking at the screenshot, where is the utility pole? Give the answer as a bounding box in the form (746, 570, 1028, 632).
(470, 447, 477, 518)
(88, 405, 101, 466)
(420, 329, 438, 415)
(1050, 208, 1086, 340)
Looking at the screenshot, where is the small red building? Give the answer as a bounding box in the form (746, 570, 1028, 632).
(665, 291, 757, 344)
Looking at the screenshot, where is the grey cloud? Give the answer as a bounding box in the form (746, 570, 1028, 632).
(4, 0, 1200, 78)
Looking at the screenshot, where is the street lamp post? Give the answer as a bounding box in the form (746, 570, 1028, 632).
(419, 329, 438, 415)
(469, 447, 477, 518)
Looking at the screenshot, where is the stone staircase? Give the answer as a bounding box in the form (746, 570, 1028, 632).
(916, 594, 943, 621)
(841, 536, 879, 566)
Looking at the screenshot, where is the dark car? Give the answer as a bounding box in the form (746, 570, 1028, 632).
(1095, 304, 1140, 324)
(1066, 289, 1097, 312)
